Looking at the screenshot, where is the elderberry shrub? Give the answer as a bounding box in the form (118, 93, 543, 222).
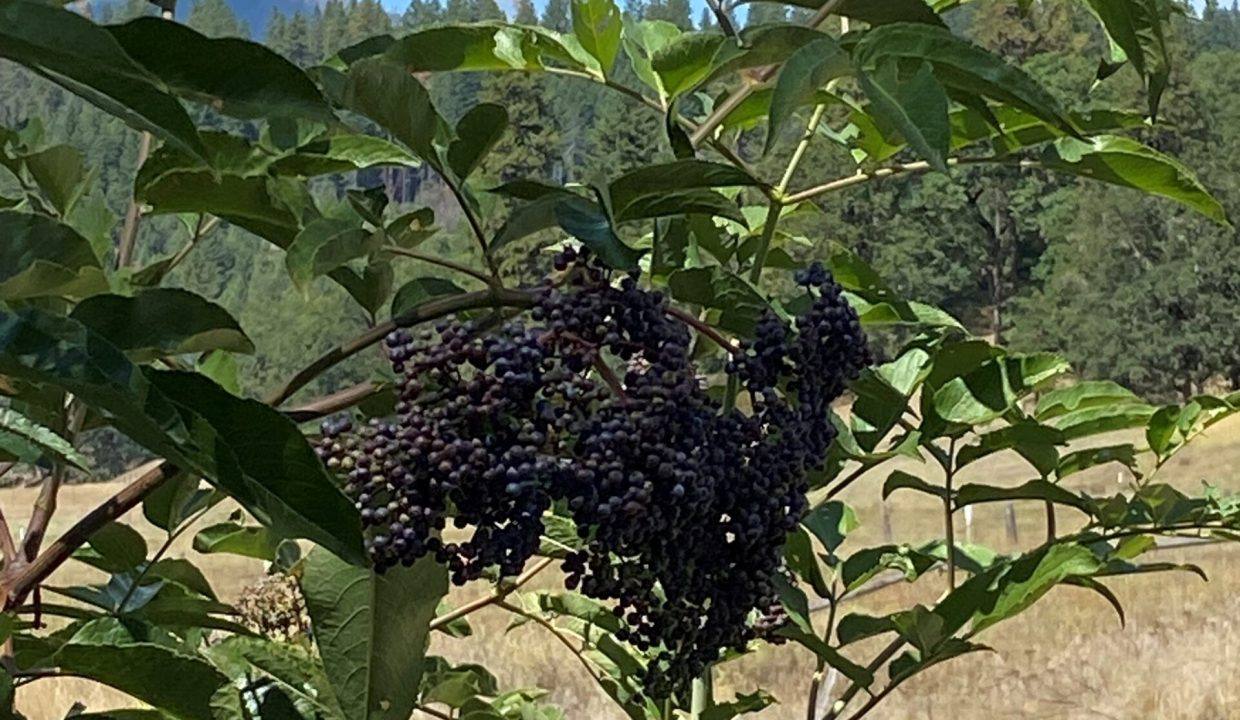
(315, 250, 869, 697)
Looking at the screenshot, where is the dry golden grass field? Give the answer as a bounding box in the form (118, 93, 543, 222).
(8, 414, 1240, 720)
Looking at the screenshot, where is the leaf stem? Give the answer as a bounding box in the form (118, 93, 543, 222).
(383, 245, 496, 286)
(748, 200, 783, 284)
(264, 286, 537, 406)
(823, 459, 882, 500)
(443, 179, 501, 279)
(784, 157, 1033, 204)
(823, 638, 904, 720)
(116, 502, 212, 613)
(496, 598, 606, 688)
(428, 556, 553, 631)
(804, 580, 841, 720)
(162, 214, 219, 278)
(778, 103, 828, 196)
(943, 437, 958, 591)
(116, 133, 155, 270)
(689, 0, 847, 146)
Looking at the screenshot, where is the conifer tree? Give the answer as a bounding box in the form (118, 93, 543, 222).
(543, 0, 571, 32)
(185, 0, 248, 38)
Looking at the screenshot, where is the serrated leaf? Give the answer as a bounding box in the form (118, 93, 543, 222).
(1042, 135, 1229, 225)
(0, 0, 205, 160)
(23, 143, 88, 216)
(342, 58, 449, 171)
(447, 104, 508, 181)
(854, 22, 1075, 139)
(801, 500, 858, 554)
(270, 133, 420, 177)
(608, 160, 759, 219)
(286, 218, 379, 291)
(956, 421, 1065, 476)
(146, 371, 366, 565)
(882, 470, 949, 501)
(0, 406, 89, 471)
(0, 210, 107, 300)
(766, 36, 851, 154)
(85, 522, 147, 573)
(390, 277, 467, 318)
(106, 17, 333, 123)
(381, 23, 587, 74)
(0, 309, 365, 564)
(301, 549, 447, 720)
(193, 522, 282, 561)
(54, 618, 230, 720)
(955, 479, 1094, 514)
(573, 0, 623, 76)
(857, 60, 950, 171)
(70, 289, 255, 360)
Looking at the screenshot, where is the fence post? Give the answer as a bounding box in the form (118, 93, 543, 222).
(1005, 502, 1019, 545)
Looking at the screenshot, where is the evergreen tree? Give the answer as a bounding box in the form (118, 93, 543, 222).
(319, 0, 350, 56)
(514, 0, 538, 23)
(745, 2, 787, 26)
(645, 0, 692, 29)
(480, 0, 560, 181)
(583, 78, 666, 183)
(283, 12, 318, 67)
(443, 0, 473, 21)
(346, 0, 393, 45)
(471, 0, 506, 21)
(185, 0, 248, 38)
(403, 0, 443, 29)
(543, 0, 571, 32)
(265, 8, 291, 56)
(698, 7, 714, 30)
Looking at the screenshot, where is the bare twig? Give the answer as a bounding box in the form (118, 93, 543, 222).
(3, 460, 176, 610)
(0, 506, 18, 569)
(429, 556, 554, 631)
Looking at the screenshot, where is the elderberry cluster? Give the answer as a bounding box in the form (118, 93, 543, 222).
(315, 250, 869, 697)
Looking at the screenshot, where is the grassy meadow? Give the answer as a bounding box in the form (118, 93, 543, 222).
(8, 414, 1240, 720)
